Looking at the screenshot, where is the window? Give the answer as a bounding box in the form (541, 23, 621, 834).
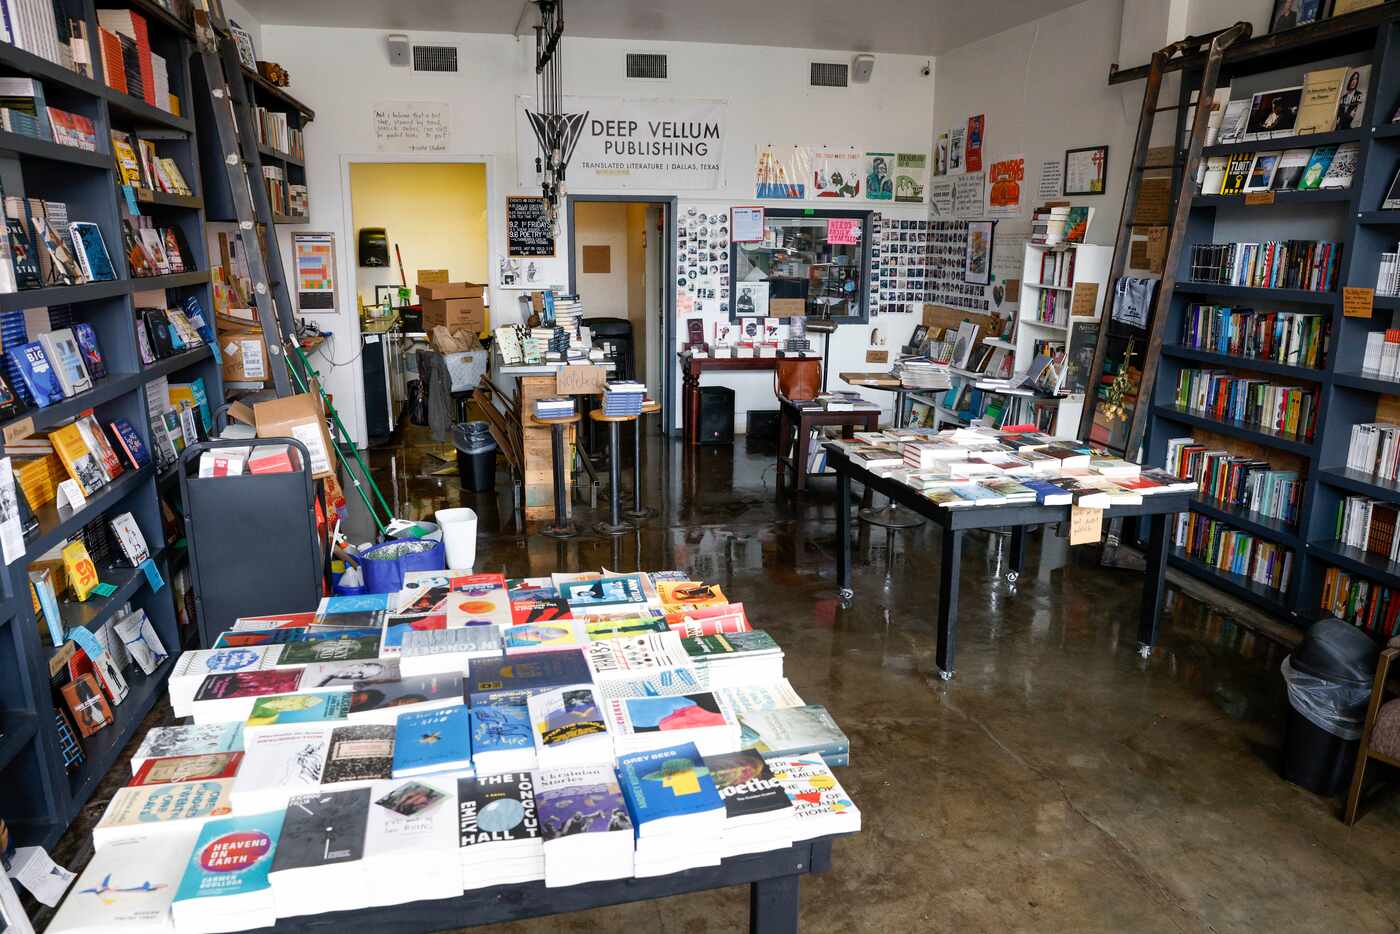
(729, 208, 872, 323)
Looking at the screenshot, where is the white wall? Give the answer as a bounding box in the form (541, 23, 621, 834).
(257, 26, 936, 441)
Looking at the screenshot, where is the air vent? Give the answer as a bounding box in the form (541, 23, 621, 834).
(810, 62, 848, 87)
(626, 53, 668, 79)
(413, 45, 458, 72)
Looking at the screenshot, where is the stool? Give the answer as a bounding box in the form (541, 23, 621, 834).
(530, 413, 582, 539)
(590, 410, 636, 536)
(626, 399, 661, 521)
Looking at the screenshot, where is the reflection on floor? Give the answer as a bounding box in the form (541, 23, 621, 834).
(48, 423, 1400, 933)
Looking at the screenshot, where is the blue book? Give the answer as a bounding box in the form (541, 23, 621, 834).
(173, 811, 281, 909)
(181, 376, 210, 432)
(8, 341, 61, 407)
(72, 322, 106, 379)
(393, 706, 472, 778)
(107, 417, 150, 469)
(617, 743, 723, 835)
(468, 704, 532, 759)
(320, 593, 393, 614)
(1021, 478, 1074, 506)
(467, 650, 591, 706)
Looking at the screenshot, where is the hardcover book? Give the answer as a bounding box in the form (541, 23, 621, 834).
(78, 413, 123, 480)
(9, 340, 61, 406)
(72, 322, 106, 378)
(130, 751, 244, 786)
(51, 421, 108, 493)
(322, 724, 395, 784)
(5, 215, 40, 289)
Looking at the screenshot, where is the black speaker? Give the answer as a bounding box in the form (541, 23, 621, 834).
(698, 386, 735, 445)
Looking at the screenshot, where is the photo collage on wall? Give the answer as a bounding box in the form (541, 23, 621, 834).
(930, 220, 992, 312)
(879, 217, 930, 315)
(676, 205, 730, 316)
(868, 213, 883, 315)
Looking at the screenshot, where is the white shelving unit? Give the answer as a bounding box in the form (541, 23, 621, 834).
(1008, 240, 1113, 438)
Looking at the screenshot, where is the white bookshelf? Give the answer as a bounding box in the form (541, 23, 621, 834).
(1010, 241, 1113, 438)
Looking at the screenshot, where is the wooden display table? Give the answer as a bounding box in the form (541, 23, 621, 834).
(679, 351, 780, 445)
(777, 400, 879, 492)
(247, 836, 846, 934)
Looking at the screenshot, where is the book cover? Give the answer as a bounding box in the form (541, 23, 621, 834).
(298, 657, 399, 689)
(502, 620, 584, 653)
(51, 422, 107, 494)
(1219, 154, 1251, 195)
(322, 724, 395, 784)
(277, 633, 381, 666)
(48, 833, 189, 930)
(193, 669, 302, 703)
(134, 723, 244, 769)
(98, 780, 235, 833)
(738, 705, 849, 764)
(5, 216, 40, 289)
(1294, 66, 1346, 135)
(1273, 148, 1314, 191)
(246, 691, 350, 728)
(69, 221, 116, 280)
(40, 328, 92, 396)
(584, 616, 668, 640)
(536, 764, 632, 841)
(1320, 141, 1360, 189)
(213, 627, 308, 648)
(109, 511, 150, 565)
(173, 811, 282, 906)
(707, 749, 792, 820)
(73, 322, 106, 378)
(617, 743, 722, 826)
(612, 692, 731, 736)
(9, 340, 62, 406)
(233, 728, 329, 800)
(467, 650, 591, 705)
(468, 704, 533, 756)
(665, 603, 751, 638)
(78, 412, 123, 480)
(657, 581, 727, 612)
(392, 706, 471, 776)
(1298, 145, 1337, 190)
(506, 577, 570, 624)
(131, 751, 244, 786)
(348, 673, 461, 718)
(271, 788, 370, 872)
(530, 685, 608, 749)
(559, 574, 649, 612)
(456, 773, 541, 849)
(767, 754, 859, 825)
(62, 672, 113, 736)
(62, 539, 98, 600)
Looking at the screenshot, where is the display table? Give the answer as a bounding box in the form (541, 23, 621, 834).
(777, 399, 879, 492)
(679, 352, 779, 445)
(246, 836, 844, 934)
(823, 442, 1190, 680)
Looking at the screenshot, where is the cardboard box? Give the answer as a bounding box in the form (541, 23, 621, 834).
(415, 281, 485, 302)
(770, 298, 806, 317)
(221, 329, 270, 383)
(229, 392, 337, 481)
(422, 297, 485, 332)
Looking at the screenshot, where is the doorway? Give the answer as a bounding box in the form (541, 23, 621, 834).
(566, 195, 677, 433)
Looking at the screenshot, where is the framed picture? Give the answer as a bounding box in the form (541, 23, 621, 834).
(964, 220, 994, 286)
(1270, 0, 1325, 34)
(1064, 146, 1109, 196)
(1246, 86, 1303, 138)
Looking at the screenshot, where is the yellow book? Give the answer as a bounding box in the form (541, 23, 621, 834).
(62, 540, 98, 602)
(1295, 67, 1347, 136)
(110, 133, 142, 187)
(657, 581, 728, 613)
(49, 423, 107, 495)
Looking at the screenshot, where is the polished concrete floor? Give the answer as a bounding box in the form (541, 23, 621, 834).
(45, 424, 1400, 933)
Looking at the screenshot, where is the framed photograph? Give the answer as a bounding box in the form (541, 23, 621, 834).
(1246, 86, 1303, 137)
(964, 220, 994, 286)
(1064, 146, 1109, 196)
(1270, 0, 1325, 34)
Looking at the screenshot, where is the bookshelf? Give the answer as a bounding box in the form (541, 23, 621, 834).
(1143, 9, 1400, 630)
(0, 0, 224, 850)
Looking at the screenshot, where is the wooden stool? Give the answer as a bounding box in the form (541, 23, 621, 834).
(589, 410, 636, 536)
(530, 412, 582, 539)
(626, 399, 661, 521)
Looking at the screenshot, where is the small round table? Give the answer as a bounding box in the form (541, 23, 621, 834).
(626, 399, 662, 521)
(589, 410, 637, 536)
(530, 412, 583, 539)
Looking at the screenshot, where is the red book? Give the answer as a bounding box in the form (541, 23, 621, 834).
(235, 611, 317, 630)
(192, 669, 301, 703)
(665, 603, 750, 638)
(98, 28, 126, 94)
(129, 751, 244, 786)
(97, 10, 156, 106)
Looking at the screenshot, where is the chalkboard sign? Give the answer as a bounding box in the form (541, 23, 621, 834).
(507, 196, 556, 258)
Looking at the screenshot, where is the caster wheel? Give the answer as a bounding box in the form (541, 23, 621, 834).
(937, 669, 955, 681)
(838, 588, 854, 600)
(1006, 571, 1019, 583)
(1137, 644, 1152, 659)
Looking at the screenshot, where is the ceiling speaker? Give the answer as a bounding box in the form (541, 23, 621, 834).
(851, 54, 875, 83)
(387, 33, 410, 67)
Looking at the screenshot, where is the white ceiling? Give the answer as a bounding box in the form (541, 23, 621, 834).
(234, 0, 1091, 56)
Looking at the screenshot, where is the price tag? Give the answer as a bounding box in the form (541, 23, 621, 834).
(91, 581, 117, 597)
(3, 415, 34, 445)
(55, 479, 86, 511)
(1244, 191, 1276, 206)
(1069, 506, 1103, 545)
(139, 558, 166, 592)
(1343, 286, 1374, 319)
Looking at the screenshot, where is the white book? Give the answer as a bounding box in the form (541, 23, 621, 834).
(230, 728, 330, 814)
(168, 646, 275, 717)
(47, 831, 197, 934)
(363, 777, 462, 906)
(94, 780, 235, 851)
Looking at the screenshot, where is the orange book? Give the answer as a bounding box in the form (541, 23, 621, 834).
(49, 423, 108, 495)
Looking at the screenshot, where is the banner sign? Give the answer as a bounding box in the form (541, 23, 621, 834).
(517, 95, 726, 190)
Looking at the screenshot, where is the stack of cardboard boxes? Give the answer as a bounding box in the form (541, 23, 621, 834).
(417, 276, 487, 334)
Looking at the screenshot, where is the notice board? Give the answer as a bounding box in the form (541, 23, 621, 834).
(507, 196, 556, 258)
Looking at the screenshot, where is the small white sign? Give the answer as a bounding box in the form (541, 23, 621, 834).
(374, 100, 450, 153)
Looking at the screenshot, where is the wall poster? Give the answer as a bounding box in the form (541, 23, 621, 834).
(811, 149, 864, 198)
(952, 172, 985, 218)
(292, 232, 336, 313)
(984, 154, 1026, 219)
(755, 144, 809, 198)
(866, 152, 896, 200)
(506, 196, 557, 257)
(965, 115, 985, 172)
(895, 152, 928, 203)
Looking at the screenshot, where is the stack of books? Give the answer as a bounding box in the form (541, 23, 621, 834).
(551, 297, 582, 333)
(606, 691, 740, 757)
(537, 764, 635, 887)
(618, 743, 726, 877)
(535, 396, 575, 419)
(708, 750, 797, 857)
(899, 359, 952, 389)
(769, 754, 862, 839)
(681, 631, 784, 688)
(457, 773, 544, 888)
(603, 381, 646, 416)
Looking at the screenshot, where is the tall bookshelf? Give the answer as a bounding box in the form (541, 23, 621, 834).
(0, 0, 223, 849)
(1143, 7, 1400, 627)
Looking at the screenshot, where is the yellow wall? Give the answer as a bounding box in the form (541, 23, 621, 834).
(349, 162, 487, 307)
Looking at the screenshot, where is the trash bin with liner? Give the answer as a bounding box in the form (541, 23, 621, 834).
(1280, 618, 1379, 795)
(453, 421, 497, 492)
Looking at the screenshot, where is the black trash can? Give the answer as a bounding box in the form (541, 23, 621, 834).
(453, 422, 497, 493)
(1280, 619, 1378, 795)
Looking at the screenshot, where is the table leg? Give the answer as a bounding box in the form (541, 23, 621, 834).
(595, 421, 629, 536)
(794, 418, 810, 493)
(684, 367, 701, 446)
(777, 406, 792, 486)
(936, 526, 963, 679)
(749, 874, 800, 934)
(836, 466, 852, 600)
(1138, 512, 1170, 657)
(1008, 524, 1027, 582)
(543, 423, 576, 539)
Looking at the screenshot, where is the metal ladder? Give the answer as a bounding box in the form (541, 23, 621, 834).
(1077, 22, 1252, 458)
(192, 4, 304, 396)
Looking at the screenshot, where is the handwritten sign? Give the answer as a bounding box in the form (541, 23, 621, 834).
(507, 197, 556, 258)
(929, 179, 955, 218)
(1069, 506, 1103, 545)
(953, 172, 985, 218)
(1244, 191, 1276, 206)
(827, 218, 860, 245)
(1343, 286, 1375, 319)
(373, 100, 450, 153)
(1071, 281, 1100, 317)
